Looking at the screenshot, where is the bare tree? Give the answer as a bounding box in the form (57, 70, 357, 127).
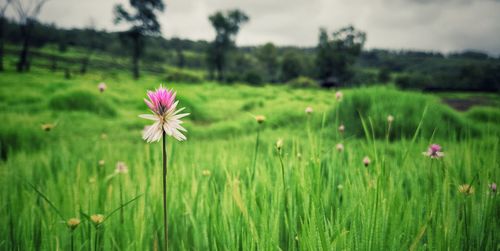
(12, 0, 49, 72)
(0, 0, 12, 72)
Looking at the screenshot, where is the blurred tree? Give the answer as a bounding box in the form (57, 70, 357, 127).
(281, 51, 302, 82)
(378, 67, 391, 83)
(80, 19, 97, 74)
(256, 42, 278, 82)
(207, 9, 249, 81)
(12, 0, 49, 72)
(114, 0, 165, 79)
(171, 37, 185, 68)
(0, 0, 11, 72)
(316, 25, 366, 86)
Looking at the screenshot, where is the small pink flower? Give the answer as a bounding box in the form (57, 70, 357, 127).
(98, 82, 107, 93)
(115, 162, 128, 174)
(139, 85, 189, 142)
(335, 91, 343, 101)
(423, 144, 444, 158)
(363, 156, 371, 167)
(305, 106, 313, 114)
(489, 183, 497, 193)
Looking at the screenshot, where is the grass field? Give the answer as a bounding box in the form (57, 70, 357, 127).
(0, 65, 499, 250)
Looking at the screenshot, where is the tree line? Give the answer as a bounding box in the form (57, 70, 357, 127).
(0, 0, 498, 91)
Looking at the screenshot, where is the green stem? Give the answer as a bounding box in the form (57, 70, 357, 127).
(251, 126, 261, 180)
(94, 228, 98, 251)
(70, 232, 74, 251)
(119, 176, 124, 224)
(162, 131, 168, 251)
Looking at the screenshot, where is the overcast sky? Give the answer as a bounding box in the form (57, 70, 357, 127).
(5, 0, 500, 55)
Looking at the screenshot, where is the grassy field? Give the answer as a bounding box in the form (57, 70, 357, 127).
(0, 65, 499, 250)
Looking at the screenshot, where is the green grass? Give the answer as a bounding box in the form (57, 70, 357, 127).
(0, 65, 499, 250)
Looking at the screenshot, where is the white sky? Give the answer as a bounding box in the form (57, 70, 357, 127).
(5, 0, 500, 55)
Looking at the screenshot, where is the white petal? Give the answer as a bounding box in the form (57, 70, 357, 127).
(139, 114, 158, 121)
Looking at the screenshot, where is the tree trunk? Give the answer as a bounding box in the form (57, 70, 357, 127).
(80, 56, 89, 74)
(0, 17, 4, 72)
(16, 23, 31, 72)
(132, 33, 140, 79)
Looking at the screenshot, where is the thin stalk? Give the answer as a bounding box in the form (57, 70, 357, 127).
(162, 131, 168, 251)
(94, 228, 98, 251)
(119, 175, 124, 224)
(251, 126, 261, 180)
(70, 232, 74, 251)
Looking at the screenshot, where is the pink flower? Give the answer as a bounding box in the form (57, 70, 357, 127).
(98, 82, 107, 93)
(363, 156, 371, 167)
(489, 183, 497, 193)
(423, 144, 444, 158)
(335, 91, 343, 101)
(115, 161, 128, 174)
(139, 85, 189, 142)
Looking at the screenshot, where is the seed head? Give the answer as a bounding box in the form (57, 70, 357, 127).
(338, 124, 345, 133)
(337, 184, 344, 191)
(458, 184, 474, 195)
(67, 218, 81, 230)
(387, 115, 394, 123)
(276, 138, 284, 151)
(255, 115, 266, 124)
(41, 123, 56, 132)
(98, 160, 105, 166)
(90, 214, 105, 226)
(335, 143, 344, 152)
(202, 169, 211, 177)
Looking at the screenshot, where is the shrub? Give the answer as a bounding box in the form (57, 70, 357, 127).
(287, 76, 319, 88)
(165, 69, 203, 83)
(327, 86, 479, 139)
(49, 90, 116, 116)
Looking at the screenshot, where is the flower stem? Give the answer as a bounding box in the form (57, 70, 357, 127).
(251, 126, 261, 181)
(70, 232, 74, 251)
(119, 175, 124, 224)
(162, 131, 168, 251)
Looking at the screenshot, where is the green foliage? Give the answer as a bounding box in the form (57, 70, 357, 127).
(0, 68, 498, 251)
(281, 51, 303, 82)
(165, 68, 203, 83)
(316, 26, 366, 83)
(466, 107, 500, 124)
(287, 76, 319, 88)
(329, 86, 479, 139)
(49, 90, 117, 116)
(0, 116, 44, 160)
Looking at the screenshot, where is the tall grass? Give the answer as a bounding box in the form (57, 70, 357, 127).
(0, 68, 498, 250)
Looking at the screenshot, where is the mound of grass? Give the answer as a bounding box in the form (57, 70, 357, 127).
(0, 116, 44, 160)
(466, 107, 500, 124)
(176, 95, 211, 123)
(49, 90, 117, 116)
(328, 86, 479, 139)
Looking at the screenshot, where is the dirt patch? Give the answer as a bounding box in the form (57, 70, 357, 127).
(442, 97, 494, 111)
